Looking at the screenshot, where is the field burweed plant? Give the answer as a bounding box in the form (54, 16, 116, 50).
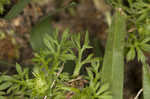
(70, 60, 111, 99)
(0, 30, 111, 99)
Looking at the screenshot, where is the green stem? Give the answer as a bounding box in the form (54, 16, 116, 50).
(50, 46, 61, 74)
(73, 50, 82, 76)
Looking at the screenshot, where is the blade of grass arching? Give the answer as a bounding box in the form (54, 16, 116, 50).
(143, 63, 150, 99)
(101, 11, 126, 99)
(5, 0, 31, 20)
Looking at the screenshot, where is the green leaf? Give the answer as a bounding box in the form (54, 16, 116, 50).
(72, 33, 81, 49)
(0, 96, 5, 99)
(43, 34, 55, 53)
(126, 47, 136, 61)
(30, 15, 54, 51)
(96, 83, 110, 96)
(61, 29, 70, 45)
(143, 63, 150, 99)
(5, 0, 31, 20)
(101, 11, 126, 99)
(60, 54, 76, 61)
(7, 84, 18, 94)
(86, 68, 93, 80)
(94, 82, 101, 92)
(16, 63, 22, 75)
(0, 82, 12, 91)
(84, 31, 90, 46)
(136, 47, 146, 63)
(61, 87, 80, 93)
(82, 54, 94, 65)
(0, 91, 5, 95)
(140, 43, 150, 52)
(98, 95, 112, 99)
(136, 12, 148, 23)
(0, 75, 14, 83)
(141, 37, 150, 44)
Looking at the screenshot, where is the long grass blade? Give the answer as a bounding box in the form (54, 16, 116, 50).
(143, 63, 150, 99)
(102, 11, 126, 99)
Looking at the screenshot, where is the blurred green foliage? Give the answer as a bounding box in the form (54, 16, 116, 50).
(0, 0, 10, 14)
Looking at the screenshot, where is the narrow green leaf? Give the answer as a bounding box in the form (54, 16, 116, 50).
(141, 37, 150, 44)
(86, 68, 93, 80)
(95, 82, 101, 92)
(16, 63, 22, 75)
(126, 47, 136, 61)
(43, 34, 55, 53)
(82, 54, 94, 64)
(0, 75, 14, 83)
(96, 83, 110, 96)
(101, 11, 126, 99)
(140, 43, 150, 52)
(98, 95, 112, 99)
(7, 84, 18, 94)
(143, 63, 150, 99)
(72, 33, 81, 49)
(84, 31, 90, 46)
(5, 0, 31, 20)
(0, 96, 5, 99)
(137, 47, 146, 63)
(30, 15, 54, 51)
(0, 91, 5, 95)
(60, 54, 76, 61)
(61, 29, 69, 44)
(61, 87, 80, 93)
(0, 82, 12, 91)
(136, 12, 148, 23)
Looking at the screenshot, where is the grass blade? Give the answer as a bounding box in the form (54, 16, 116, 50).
(143, 63, 150, 99)
(5, 0, 30, 20)
(102, 11, 126, 99)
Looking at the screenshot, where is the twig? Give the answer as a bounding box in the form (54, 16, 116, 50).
(50, 63, 64, 88)
(68, 76, 83, 83)
(134, 88, 143, 99)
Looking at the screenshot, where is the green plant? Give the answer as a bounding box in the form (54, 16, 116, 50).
(64, 60, 111, 99)
(0, 30, 111, 99)
(71, 32, 97, 76)
(0, 0, 10, 14)
(1, 0, 150, 99)
(121, 0, 150, 63)
(106, 0, 150, 99)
